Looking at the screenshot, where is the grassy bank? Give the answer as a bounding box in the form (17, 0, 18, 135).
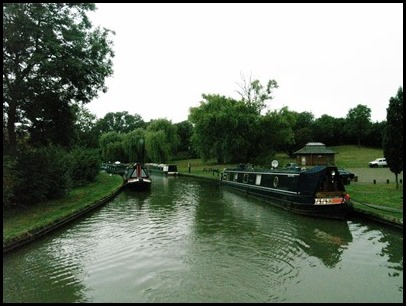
(3, 172, 123, 248)
(345, 183, 403, 224)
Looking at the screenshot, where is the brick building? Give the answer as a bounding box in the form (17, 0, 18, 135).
(293, 142, 336, 166)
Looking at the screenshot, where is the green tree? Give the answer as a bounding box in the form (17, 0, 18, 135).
(364, 121, 386, 148)
(145, 118, 180, 163)
(312, 114, 337, 146)
(72, 105, 100, 148)
(95, 111, 145, 134)
(175, 120, 196, 158)
(145, 130, 170, 163)
(99, 131, 125, 162)
(25, 92, 76, 148)
(3, 3, 115, 154)
(286, 111, 315, 156)
(236, 73, 279, 114)
(122, 128, 146, 163)
(257, 107, 296, 165)
(189, 94, 260, 164)
(383, 87, 403, 189)
(346, 104, 372, 147)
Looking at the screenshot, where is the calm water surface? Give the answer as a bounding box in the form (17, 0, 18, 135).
(3, 174, 403, 303)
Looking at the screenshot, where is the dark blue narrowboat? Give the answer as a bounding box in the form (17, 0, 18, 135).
(220, 163, 351, 219)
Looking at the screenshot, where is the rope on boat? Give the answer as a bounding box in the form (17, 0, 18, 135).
(351, 199, 403, 214)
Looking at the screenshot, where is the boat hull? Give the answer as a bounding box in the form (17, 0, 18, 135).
(123, 178, 151, 191)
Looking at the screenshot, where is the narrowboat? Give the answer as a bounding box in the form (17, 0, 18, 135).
(219, 163, 351, 219)
(123, 162, 152, 191)
(145, 163, 179, 175)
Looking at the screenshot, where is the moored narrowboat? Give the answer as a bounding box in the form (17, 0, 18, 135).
(219, 163, 351, 219)
(145, 163, 179, 175)
(123, 162, 152, 191)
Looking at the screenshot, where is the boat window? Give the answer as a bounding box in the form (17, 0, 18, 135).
(273, 176, 279, 187)
(243, 174, 248, 183)
(255, 174, 262, 185)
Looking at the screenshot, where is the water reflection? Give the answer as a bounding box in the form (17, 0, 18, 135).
(217, 190, 353, 269)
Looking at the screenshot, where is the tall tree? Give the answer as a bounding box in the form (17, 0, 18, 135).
(383, 87, 403, 189)
(145, 118, 180, 163)
(25, 92, 76, 148)
(285, 111, 315, 157)
(236, 73, 278, 114)
(346, 104, 372, 147)
(189, 94, 260, 164)
(257, 107, 296, 165)
(122, 128, 146, 163)
(312, 114, 337, 146)
(72, 105, 100, 148)
(3, 3, 115, 154)
(175, 120, 196, 157)
(99, 131, 125, 162)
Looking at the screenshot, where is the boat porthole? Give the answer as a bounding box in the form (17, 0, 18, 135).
(273, 176, 279, 187)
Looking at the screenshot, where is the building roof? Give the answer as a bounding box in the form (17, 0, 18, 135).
(293, 142, 336, 155)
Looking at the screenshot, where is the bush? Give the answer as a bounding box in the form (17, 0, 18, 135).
(3, 155, 18, 209)
(68, 148, 101, 187)
(11, 146, 72, 206)
(3, 146, 102, 208)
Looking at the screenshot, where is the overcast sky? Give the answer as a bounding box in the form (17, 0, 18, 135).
(86, 3, 403, 123)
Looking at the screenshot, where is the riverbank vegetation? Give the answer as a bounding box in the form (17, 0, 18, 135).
(3, 172, 123, 247)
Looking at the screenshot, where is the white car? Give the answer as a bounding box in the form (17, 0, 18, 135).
(369, 158, 388, 168)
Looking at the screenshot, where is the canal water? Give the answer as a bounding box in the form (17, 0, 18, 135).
(3, 174, 403, 303)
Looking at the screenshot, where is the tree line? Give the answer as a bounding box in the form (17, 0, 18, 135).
(3, 3, 403, 209)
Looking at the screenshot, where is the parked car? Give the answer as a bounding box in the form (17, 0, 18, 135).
(337, 168, 355, 185)
(369, 158, 388, 168)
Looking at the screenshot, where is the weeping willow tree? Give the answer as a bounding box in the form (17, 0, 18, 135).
(144, 119, 179, 163)
(145, 130, 171, 163)
(122, 128, 146, 163)
(99, 131, 125, 162)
